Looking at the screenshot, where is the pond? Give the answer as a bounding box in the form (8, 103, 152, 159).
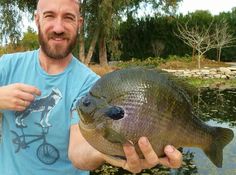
(178, 88, 236, 175)
(0, 88, 236, 175)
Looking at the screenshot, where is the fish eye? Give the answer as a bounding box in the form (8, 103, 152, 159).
(82, 97, 91, 107)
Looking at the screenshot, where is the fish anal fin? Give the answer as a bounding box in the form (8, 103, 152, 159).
(205, 146, 223, 168)
(204, 127, 234, 168)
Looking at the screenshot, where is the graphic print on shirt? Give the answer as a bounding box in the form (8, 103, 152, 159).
(15, 88, 62, 128)
(11, 88, 62, 165)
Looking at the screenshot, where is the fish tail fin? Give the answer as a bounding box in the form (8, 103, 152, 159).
(204, 127, 234, 168)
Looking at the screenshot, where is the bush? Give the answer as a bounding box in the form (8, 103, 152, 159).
(116, 57, 165, 68)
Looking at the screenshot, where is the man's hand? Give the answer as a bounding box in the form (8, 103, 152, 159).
(0, 83, 41, 111)
(102, 137, 183, 174)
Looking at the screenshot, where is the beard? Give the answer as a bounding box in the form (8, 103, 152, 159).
(38, 24, 78, 60)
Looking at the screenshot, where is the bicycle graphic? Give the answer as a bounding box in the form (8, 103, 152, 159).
(11, 123, 60, 165)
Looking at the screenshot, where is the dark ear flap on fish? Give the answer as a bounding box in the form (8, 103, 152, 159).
(155, 68, 197, 100)
(105, 106, 124, 120)
(104, 127, 132, 145)
(204, 127, 234, 168)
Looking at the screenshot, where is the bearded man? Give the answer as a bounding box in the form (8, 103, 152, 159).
(0, 0, 182, 174)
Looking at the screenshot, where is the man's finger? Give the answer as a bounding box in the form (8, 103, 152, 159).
(14, 105, 27, 111)
(17, 99, 30, 107)
(123, 144, 142, 173)
(159, 145, 182, 168)
(102, 154, 126, 168)
(16, 83, 41, 96)
(15, 91, 36, 102)
(138, 137, 159, 169)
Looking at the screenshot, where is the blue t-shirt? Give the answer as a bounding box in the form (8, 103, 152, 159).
(0, 50, 99, 175)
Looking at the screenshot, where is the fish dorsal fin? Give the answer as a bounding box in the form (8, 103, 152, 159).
(158, 69, 197, 99)
(104, 127, 131, 145)
(131, 67, 196, 99)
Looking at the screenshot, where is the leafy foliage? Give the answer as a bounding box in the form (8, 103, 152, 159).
(0, 0, 37, 44)
(1, 1, 236, 62)
(20, 27, 39, 50)
(119, 10, 236, 61)
(0, 0, 182, 64)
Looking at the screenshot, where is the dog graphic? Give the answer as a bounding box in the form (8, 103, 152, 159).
(15, 88, 62, 128)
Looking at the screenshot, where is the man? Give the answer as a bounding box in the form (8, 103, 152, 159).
(0, 0, 182, 174)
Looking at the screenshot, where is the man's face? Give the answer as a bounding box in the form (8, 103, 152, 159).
(36, 0, 82, 60)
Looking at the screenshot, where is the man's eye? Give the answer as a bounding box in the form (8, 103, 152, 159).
(65, 16, 75, 21)
(45, 15, 54, 18)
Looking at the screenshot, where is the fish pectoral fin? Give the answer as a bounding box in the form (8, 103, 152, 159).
(204, 127, 234, 168)
(104, 127, 130, 145)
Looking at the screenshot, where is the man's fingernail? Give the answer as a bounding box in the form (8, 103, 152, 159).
(165, 145, 175, 153)
(124, 140, 133, 146)
(140, 137, 149, 146)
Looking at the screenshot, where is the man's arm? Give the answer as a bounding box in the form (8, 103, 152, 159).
(68, 124, 183, 173)
(68, 124, 105, 170)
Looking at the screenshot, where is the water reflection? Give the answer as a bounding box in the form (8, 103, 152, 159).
(186, 88, 236, 175)
(194, 88, 236, 127)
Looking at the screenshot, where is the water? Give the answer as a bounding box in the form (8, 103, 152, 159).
(1, 88, 236, 175)
(182, 88, 236, 175)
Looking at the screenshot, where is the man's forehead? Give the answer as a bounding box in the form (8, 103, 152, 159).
(37, 0, 79, 11)
(37, 0, 79, 4)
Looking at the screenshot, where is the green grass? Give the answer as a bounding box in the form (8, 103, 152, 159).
(184, 77, 236, 89)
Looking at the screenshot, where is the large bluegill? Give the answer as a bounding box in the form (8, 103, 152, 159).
(77, 68, 234, 167)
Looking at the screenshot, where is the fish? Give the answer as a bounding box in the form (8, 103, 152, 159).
(76, 67, 234, 168)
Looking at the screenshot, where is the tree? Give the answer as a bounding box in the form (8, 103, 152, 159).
(214, 19, 236, 62)
(0, 0, 36, 45)
(0, 0, 182, 65)
(176, 21, 216, 68)
(20, 27, 39, 50)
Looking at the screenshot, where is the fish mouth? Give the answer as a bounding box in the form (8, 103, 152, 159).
(78, 109, 96, 125)
(79, 119, 97, 130)
(79, 116, 107, 134)
(78, 108, 108, 128)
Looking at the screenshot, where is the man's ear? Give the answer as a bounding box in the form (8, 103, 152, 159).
(34, 10, 39, 28)
(78, 17, 83, 33)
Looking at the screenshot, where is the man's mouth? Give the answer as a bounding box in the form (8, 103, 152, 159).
(54, 37, 64, 40)
(50, 37, 68, 44)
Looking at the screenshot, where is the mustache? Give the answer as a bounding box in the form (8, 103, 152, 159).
(48, 32, 69, 39)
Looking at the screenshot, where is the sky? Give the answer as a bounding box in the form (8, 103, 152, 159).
(178, 0, 236, 15)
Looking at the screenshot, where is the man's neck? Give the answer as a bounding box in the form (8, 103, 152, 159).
(39, 49, 72, 75)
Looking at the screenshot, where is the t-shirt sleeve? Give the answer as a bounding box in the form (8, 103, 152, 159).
(0, 55, 8, 113)
(70, 73, 100, 125)
(0, 55, 8, 86)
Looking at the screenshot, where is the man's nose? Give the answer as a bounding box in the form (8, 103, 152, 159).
(53, 18, 65, 34)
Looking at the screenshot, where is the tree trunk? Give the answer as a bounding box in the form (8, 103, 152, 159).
(84, 27, 100, 65)
(216, 48, 219, 62)
(79, 25, 85, 62)
(78, 0, 86, 62)
(197, 54, 201, 69)
(218, 47, 222, 62)
(99, 36, 108, 66)
(192, 47, 196, 60)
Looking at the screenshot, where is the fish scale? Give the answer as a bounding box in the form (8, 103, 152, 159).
(77, 67, 234, 167)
